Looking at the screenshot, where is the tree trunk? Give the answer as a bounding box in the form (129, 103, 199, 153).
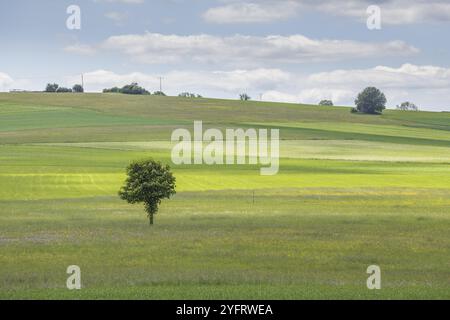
(149, 213, 154, 225)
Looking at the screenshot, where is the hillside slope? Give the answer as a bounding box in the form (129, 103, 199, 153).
(0, 93, 449, 299)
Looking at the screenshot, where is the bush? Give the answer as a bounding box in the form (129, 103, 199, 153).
(397, 101, 418, 111)
(45, 83, 59, 92)
(56, 87, 72, 93)
(179, 92, 202, 98)
(240, 93, 251, 101)
(121, 83, 150, 95)
(72, 84, 84, 93)
(355, 87, 387, 114)
(103, 87, 120, 93)
(350, 107, 358, 113)
(153, 91, 166, 96)
(103, 83, 150, 95)
(319, 100, 333, 106)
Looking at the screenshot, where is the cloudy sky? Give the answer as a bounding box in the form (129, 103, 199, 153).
(1, 0, 450, 110)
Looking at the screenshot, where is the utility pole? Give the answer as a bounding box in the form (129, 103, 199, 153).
(158, 77, 163, 92)
(81, 74, 84, 91)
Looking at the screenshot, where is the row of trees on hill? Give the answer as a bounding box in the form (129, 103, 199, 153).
(103, 83, 207, 98)
(45, 83, 84, 93)
(316, 87, 418, 115)
(103, 83, 152, 95)
(238, 87, 390, 114)
(45, 82, 417, 115)
(178, 92, 203, 98)
(396, 101, 419, 111)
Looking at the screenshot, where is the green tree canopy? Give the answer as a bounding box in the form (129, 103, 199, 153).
(103, 83, 150, 95)
(355, 87, 387, 114)
(240, 93, 251, 101)
(72, 84, 84, 93)
(397, 101, 419, 111)
(56, 87, 72, 93)
(119, 159, 176, 225)
(319, 100, 334, 106)
(45, 83, 59, 92)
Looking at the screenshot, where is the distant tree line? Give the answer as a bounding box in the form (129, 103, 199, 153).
(102, 83, 176, 96)
(103, 83, 150, 95)
(396, 101, 419, 111)
(45, 83, 84, 93)
(178, 92, 203, 98)
(43, 81, 416, 116)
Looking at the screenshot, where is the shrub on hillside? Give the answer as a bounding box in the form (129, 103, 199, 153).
(178, 92, 202, 98)
(121, 83, 150, 95)
(103, 83, 150, 95)
(397, 101, 419, 111)
(45, 83, 59, 92)
(240, 93, 251, 101)
(73, 84, 84, 93)
(103, 87, 120, 93)
(319, 100, 334, 106)
(56, 87, 72, 93)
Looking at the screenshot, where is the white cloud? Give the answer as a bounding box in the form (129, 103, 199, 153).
(0, 72, 14, 91)
(308, 64, 450, 89)
(66, 68, 291, 94)
(262, 89, 354, 105)
(294, 63, 450, 109)
(311, 0, 450, 25)
(64, 44, 97, 55)
(98, 32, 418, 66)
(204, 0, 450, 24)
(64, 64, 450, 111)
(203, 1, 300, 23)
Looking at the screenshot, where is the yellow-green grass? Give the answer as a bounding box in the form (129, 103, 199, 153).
(0, 93, 449, 299)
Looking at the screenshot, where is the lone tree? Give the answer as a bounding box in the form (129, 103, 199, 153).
(319, 99, 333, 106)
(355, 87, 387, 114)
(119, 159, 176, 225)
(240, 93, 251, 101)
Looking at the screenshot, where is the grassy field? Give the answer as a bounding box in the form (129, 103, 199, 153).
(0, 93, 449, 299)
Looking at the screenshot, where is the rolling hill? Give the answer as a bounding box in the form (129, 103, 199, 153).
(0, 92, 449, 299)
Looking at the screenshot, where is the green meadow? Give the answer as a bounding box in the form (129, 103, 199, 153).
(0, 93, 449, 299)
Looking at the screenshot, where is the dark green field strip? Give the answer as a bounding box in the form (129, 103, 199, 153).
(384, 111, 450, 131)
(247, 123, 450, 147)
(0, 103, 188, 132)
(3, 121, 450, 145)
(0, 125, 179, 144)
